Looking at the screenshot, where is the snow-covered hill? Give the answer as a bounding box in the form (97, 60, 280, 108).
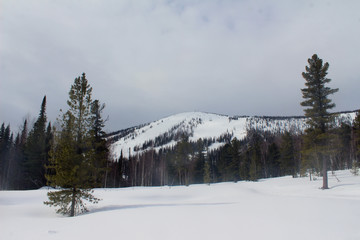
(109, 111, 357, 159)
(1, 170, 360, 240)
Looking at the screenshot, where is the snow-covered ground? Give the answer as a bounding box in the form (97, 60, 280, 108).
(1, 170, 360, 240)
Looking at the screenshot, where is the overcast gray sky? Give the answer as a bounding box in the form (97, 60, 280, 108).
(1, 0, 359, 132)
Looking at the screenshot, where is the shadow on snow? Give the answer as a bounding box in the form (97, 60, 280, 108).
(88, 202, 234, 215)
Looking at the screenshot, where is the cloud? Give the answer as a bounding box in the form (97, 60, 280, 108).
(1, 0, 360, 132)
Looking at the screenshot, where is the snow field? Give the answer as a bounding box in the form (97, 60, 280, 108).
(1, 170, 360, 240)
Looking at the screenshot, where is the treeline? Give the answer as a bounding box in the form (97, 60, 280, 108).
(0, 96, 52, 190)
(105, 114, 360, 187)
(2, 100, 360, 190)
(0, 75, 109, 192)
(1, 82, 360, 191)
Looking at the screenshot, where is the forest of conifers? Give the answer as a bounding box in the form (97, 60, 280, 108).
(1, 97, 360, 190)
(105, 117, 360, 188)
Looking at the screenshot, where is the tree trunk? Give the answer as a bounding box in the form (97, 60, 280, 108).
(70, 187, 76, 217)
(141, 155, 145, 186)
(322, 157, 329, 189)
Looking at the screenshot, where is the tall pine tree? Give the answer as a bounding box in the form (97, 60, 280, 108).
(300, 54, 338, 189)
(45, 73, 104, 216)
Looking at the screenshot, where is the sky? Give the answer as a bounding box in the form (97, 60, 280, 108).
(1, 0, 360, 132)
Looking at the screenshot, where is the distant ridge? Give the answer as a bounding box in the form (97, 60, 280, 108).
(108, 110, 358, 160)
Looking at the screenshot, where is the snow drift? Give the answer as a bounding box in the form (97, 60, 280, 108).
(1, 170, 359, 240)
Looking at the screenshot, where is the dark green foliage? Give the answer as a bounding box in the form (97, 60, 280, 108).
(0, 124, 12, 189)
(248, 132, 262, 181)
(108, 150, 129, 187)
(45, 73, 105, 217)
(301, 54, 338, 131)
(229, 138, 240, 181)
(218, 143, 234, 181)
(193, 140, 206, 184)
(203, 160, 211, 185)
(354, 111, 360, 157)
(249, 153, 258, 181)
(301, 128, 321, 177)
(217, 139, 240, 182)
(279, 132, 295, 177)
(44, 188, 99, 215)
(172, 136, 192, 186)
(330, 123, 352, 170)
(11, 120, 28, 189)
(300, 54, 338, 189)
(24, 96, 48, 189)
(91, 100, 106, 140)
(239, 149, 250, 181)
(267, 142, 281, 177)
(90, 100, 109, 187)
(352, 111, 360, 175)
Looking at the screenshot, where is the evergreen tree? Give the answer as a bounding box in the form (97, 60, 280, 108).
(4, 133, 16, 189)
(45, 122, 53, 165)
(249, 151, 258, 181)
(24, 96, 48, 189)
(203, 159, 211, 185)
(248, 131, 262, 181)
(172, 136, 192, 185)
(193, 139, 205, 184)
(0, 123, 5, 188)
(279, 132, 295, 177)
(352, 111, 360, 175)
(239, 149, 250, 181)
(45, 73, 102, 217)
(0, 124, 11, 189)
(16, 119, 28, 189)
(330, 123, 351, 170)
(267, 142, 281, 177)
(90, 99, 108, 187)
(300, 54, 338, 189)
(218, 143, 234, 182)
(301, 129, 321, 179)
(230, 138, 240, 181)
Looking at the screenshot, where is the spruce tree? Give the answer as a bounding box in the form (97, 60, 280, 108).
(45, 73, 103, 216)
(24, 96, 48, 189)
(90, 100, 108, 187)
(300, 54, 338, 189)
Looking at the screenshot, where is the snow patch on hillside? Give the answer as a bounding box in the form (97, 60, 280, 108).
(110, 111, 357, 159)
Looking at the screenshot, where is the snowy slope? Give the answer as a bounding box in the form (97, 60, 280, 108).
(1, 170, 360, 240)
(109, 111, 357, 159)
